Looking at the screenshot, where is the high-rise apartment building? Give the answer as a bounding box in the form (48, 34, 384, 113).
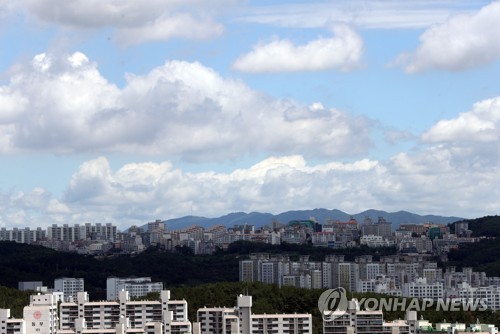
(323, 299, 414, 334)
(47, 223, 117, 242)
(196, 295, 311, 334)
(0, 293, 59, 334)
(54, 278, 84, 302)
(59, 290, 191, 334)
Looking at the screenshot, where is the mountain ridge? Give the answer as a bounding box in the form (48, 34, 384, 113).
(154, 208, 464, 230)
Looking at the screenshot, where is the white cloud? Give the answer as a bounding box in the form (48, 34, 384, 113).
(2, 142, 500, 229)
(14, 0, 231, 44)
(397, 1, 500, 72)
(422, 97, 500, 143)
(419, 97, 500, 171)
(0, 155, 388, 228)
(4, 92, 500, 228)
(0, 51, 372, 160)
(232, 25, 363, 72)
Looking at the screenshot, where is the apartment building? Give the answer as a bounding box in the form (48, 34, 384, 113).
(59, 290, 191, 334)
(402, 277, 444, 300)
(107, 277, 163, 300)
(360, 217, 392, 238)
(332, 259, 359, 292)
(453, 283, 500, 311)
(0, 227, 46, 244)
(251, 314, 312, 334)
(196, 307, 239, 333)
(0, 293, 59, 334)
(196, 295, 312, 334)
(54, 278, 84, 302)
(322, 300, 413, 334)
(360, 235, 395, 248)
(46, 223, 118, 242)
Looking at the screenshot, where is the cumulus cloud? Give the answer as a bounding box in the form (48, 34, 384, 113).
(422, 97, 500, 143)
(15, 0, 230, 44)
(0, 51, 372, 160)
(419, 97, 500, 170)
(1, 155, 387, 228)
(4, 93, 500, 228)
(232, 25, 363, 72)
(2, 144, 500, 229)
(396, 1, 500, 72)
(0, 188, 69, 227)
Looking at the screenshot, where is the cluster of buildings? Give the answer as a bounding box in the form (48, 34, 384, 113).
(322, 299, 498, 334)
(0, 223, 119, 254)
(240, 253, 500, 311)
(0, 217, 478, 258)
(19, 277, 165, 303)
(0, 289, 313, 334)
(1, 290, 497, 334)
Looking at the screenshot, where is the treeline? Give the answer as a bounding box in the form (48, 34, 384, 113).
(447, 216, 500, 276)
(0, 285, 31, 317)
(0, 241, 239, 300)
(223, 240, 398, 261)
(450, 215, 500, 237)
(447, 239, 500, 276)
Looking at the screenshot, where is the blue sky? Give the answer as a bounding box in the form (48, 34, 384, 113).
(1, 0, 500, 229)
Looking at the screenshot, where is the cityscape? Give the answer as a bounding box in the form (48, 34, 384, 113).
(1, 214, 500, 333)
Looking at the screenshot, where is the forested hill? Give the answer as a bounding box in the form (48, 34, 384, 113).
(450, 215, 500, 237)
(0, 241, 239, 300)
(447, 215, 500, 275)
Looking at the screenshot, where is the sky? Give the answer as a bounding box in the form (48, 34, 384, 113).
(1, 0, 500, 230)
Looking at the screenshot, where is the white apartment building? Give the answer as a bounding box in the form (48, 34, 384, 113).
(454, 283, 500, 311)
(0, 309, 23, 334)
(251, 314, 312, 334)
(402, 277, 444, 300)
(107, 277, 163, 301)
(196, 295, 312, 334)
(334, 262, 359, 292)
(47, 223, 118, 242)
(196, 307, 239, 333)
(0, 227, 46, 244)
(60, 290, 191, 334)
(54, 278, 84, 302)
(360, 235, 395, 248)
(323, 300, 414, 334)
(0, 293, 59, 334)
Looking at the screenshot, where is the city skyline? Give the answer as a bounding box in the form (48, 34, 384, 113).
(1, 0, 500, 229)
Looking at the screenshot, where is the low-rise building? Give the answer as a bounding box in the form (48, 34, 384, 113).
(107, 277, 163, 301)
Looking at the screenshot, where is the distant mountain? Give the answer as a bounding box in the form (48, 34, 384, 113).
(157, 209, 464, 230)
